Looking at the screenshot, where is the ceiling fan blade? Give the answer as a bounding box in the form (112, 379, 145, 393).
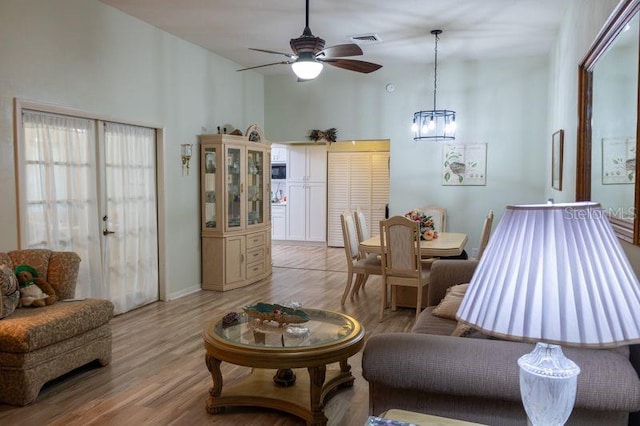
(316, 43, 363, 58)
(320, 58, 382, 74)
(236, 61, 291, 72)
(249, 48, 296, 59)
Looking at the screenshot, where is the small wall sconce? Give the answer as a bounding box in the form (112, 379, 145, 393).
(181, 143, 192, 176)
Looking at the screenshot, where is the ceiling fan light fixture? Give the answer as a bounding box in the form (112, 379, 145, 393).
(242, 0, 381, 78)
(291, 54, 323, 80)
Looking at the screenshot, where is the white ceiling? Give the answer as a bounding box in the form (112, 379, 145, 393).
(99, 0, 573, 77)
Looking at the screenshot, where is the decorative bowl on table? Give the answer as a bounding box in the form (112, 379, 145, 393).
(243, 302, 310, 327)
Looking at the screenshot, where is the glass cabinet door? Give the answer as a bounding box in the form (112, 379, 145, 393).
(247, 149, 264, 226)
(203, 146, 217, 229)
(226, 147, 242, 229)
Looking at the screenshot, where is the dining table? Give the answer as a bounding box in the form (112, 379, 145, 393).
(359, 232, 468, 258)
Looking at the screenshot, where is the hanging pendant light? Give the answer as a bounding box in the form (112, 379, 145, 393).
(411, 29, 456, 141)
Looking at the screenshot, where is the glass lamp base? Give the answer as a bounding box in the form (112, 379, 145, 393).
(517, 342, 581, 426)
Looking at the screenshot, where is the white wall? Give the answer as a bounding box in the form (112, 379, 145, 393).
(0, 0, 264, 299)
(265, 56, 548, 249)
(546, 0, 620, 204)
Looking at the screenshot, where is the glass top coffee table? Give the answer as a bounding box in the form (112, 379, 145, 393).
(202, 308, 365, 426)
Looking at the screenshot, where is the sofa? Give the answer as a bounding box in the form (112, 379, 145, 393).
(0, 249, 114, 406)
(362, 259, 640, 425)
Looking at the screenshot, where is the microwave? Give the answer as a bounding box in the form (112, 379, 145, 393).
(271, 163, 286, 180)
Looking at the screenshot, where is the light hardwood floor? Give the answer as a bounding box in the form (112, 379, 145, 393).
(0, 244, 417, 426)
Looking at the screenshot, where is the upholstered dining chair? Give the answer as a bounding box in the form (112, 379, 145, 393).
(417, 205, 447, 265)
(379, 215, 431, 321)
(475, 209, 494, 260)
(353, 207, 370, 259)
(420, 205, 447, 232)
(340, 211, 382, 305)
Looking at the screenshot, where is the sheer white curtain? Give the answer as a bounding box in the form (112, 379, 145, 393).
(103, 122, 158, 313)
(21, 111, 104, 299)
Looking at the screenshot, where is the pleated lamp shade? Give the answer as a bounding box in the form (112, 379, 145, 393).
(456, 202, 640, 348)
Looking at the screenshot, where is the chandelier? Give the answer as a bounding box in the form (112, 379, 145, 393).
(411, 30, 456, 141)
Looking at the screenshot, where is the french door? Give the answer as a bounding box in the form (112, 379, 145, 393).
(19, 109, 159, 314)
(101, 122, 159, 313)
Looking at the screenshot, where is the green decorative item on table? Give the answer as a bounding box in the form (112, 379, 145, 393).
(243, 302, 310, 326)
(404, 209, 438, 241)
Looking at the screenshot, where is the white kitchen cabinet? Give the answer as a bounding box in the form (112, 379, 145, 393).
(287, 183, 306, 241)
(271, 204, 286, 240)
(287, 145, 326, 183)
(306, 182, 327, 241)
(287, 182, 326, 242)
(271, 144, 287, 163)
(326, 142, 390, 247)
(286, 144, 327, 242)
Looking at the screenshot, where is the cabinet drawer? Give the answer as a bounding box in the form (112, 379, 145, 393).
(247, 260, 265, 279)
(247, 246, 265, 263)
(247, 232, 265, 249)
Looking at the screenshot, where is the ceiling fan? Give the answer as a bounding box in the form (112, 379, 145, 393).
(237, 0, 382, 80)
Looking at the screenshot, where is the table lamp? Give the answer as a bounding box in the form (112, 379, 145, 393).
(456, 202, 640, 425)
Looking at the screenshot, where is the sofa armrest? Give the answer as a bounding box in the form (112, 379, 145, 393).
(47, 252, 80, 299)
(362, 333, 640, 412)
(427, 260, 478, 306)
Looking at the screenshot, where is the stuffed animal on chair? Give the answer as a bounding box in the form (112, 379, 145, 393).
(14, 264, 58, 307)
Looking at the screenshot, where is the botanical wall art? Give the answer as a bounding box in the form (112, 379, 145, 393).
(602, 137, 636, 184)
(442, 143, 487, 186)
(552, 129, 564, 190)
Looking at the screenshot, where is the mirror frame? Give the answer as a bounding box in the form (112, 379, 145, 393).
(577, 0, 640, 244)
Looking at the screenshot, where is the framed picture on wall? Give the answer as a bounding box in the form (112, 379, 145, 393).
(602, 137, 636, 184)
(441, 143, 487, 186)
(552, 129, 564, 191)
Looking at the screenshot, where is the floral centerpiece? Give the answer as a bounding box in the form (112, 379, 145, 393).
(405, 209, 438, 240)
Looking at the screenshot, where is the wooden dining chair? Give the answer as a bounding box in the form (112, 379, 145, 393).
(475, 210, 494, 260)
(340, 210, 382, 305)
(352, 207, 374, 295)
(420, 205, 447, 232)
(418, 205, 447, 264)
(379, 215, 431, 321)
(353, 207, 370, 259)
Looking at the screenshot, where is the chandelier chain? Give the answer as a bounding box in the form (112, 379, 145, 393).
(433, 32, 439, 111)
(411, 29, 455, 141)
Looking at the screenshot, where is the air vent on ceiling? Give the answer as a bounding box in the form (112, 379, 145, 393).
(349, 33, 382, 44)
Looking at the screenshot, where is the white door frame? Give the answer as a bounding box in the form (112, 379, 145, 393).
(13, 98, 167, 302)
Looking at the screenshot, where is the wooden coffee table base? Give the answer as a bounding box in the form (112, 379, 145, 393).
(206, 355, 354, 425)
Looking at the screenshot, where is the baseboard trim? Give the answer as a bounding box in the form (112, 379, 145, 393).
(273, 240, 326, 247)
(165, 284, 201, 301)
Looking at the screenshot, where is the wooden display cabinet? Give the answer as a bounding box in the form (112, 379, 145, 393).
(200, 133, 272, 291)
